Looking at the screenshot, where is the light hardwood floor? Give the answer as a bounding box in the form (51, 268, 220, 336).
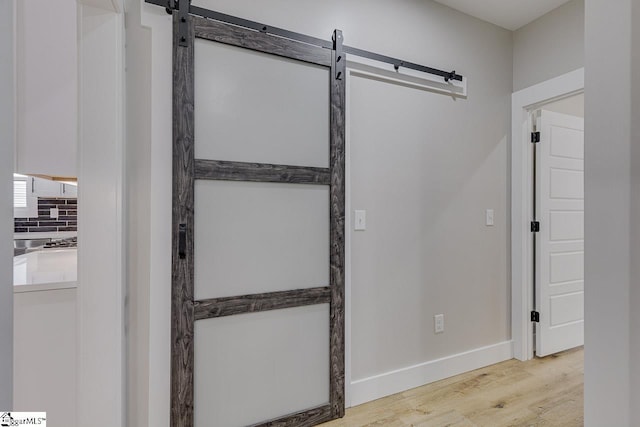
(322, 347, 583, 427)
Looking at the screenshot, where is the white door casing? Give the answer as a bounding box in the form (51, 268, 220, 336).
(511, 68, 584, 361)
(535, 110, 584, 357)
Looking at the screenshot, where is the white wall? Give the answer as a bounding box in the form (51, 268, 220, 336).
(13, 289, 76, 426)
(347, 10, 512, 395)
(127, 3, 172, 425)
(124, 1, 152, 425)
(0, 0, 14, 410)
(513, 0, 584, 92)
(584, 0, 634, 425)
(125, 0, 512, 423)
(77, 3, 125, 426)
(632, 2, 640, 422)
(15, 0, 77, 177)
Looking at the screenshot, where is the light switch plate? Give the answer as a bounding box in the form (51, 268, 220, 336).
(485, 209, 494, 226)
(434, 314, 444, 334)
(354, 210, 366, 231)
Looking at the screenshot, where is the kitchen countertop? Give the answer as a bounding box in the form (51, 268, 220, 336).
(14, 231, 78, 240)
(13, 248, 78, 292)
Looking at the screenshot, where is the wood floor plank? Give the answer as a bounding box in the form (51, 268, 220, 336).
(320, 347, 583, 427)
(407, 409, 475, 427)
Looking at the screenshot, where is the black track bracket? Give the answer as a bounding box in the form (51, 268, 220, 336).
(333, 30, 343, 80)
(444, 70, 457, 82)
(177, 0, 190, 47)
(146, 0, 464, 82)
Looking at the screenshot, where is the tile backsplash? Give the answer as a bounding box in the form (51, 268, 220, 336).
(15, 198, 77, 233)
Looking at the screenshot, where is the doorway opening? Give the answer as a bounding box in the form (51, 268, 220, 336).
(511, 68, 584, 361)
(529, 93, 584, 357)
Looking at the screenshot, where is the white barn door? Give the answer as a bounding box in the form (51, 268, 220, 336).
(535, 110, 584, 357)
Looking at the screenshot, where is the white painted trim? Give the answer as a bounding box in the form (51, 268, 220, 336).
(0, 0, 16, 410)
(511, 68, 584, 361)
(76, 5, 125, 426)
(115, 7, 126, 421)
(344, 69, 353, 408)
(350, 341, 513, 406)
(346, 58, 466, 98)
(77, 0, 118, 13)
(140, 6, 173, 426)
(111, 0, 123, 13)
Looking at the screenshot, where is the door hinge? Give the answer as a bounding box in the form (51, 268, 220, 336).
(531, 131, 540, 143)
(531, 221, 540, 232)
(531, 311, 540, 322)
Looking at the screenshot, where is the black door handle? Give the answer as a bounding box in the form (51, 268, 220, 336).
(178, 223, 186, 259)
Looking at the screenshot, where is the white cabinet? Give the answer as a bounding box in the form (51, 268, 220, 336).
(61, 183, 78, 197)
(30, 176, 78, 198)
(15, 0, 77, 177)
(30, 177, 60, 197)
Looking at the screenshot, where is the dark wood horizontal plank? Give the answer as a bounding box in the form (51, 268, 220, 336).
(194, 287, 331, 320)
(189, 5, 333, 49)
(250, 404, 332, 427)
(193, 16, 331, 67)
(195, 159, 331, 185)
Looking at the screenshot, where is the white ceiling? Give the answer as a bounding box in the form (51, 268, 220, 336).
(432, 0, 572, 31)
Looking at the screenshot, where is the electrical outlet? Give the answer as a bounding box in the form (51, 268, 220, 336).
(434, 314, 444, 334)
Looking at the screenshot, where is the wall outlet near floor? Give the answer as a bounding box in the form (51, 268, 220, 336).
(434, 314, 445, 334)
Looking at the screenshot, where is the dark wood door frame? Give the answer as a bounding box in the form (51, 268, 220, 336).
(171, 12, 345, 427)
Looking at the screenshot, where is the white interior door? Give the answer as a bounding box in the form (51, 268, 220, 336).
(535, 109, 584, 357)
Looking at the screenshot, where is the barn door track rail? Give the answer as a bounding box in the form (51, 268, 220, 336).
(145, 0, 464, 82)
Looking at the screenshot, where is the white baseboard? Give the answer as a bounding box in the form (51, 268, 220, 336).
(349, 340, 513, 407)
